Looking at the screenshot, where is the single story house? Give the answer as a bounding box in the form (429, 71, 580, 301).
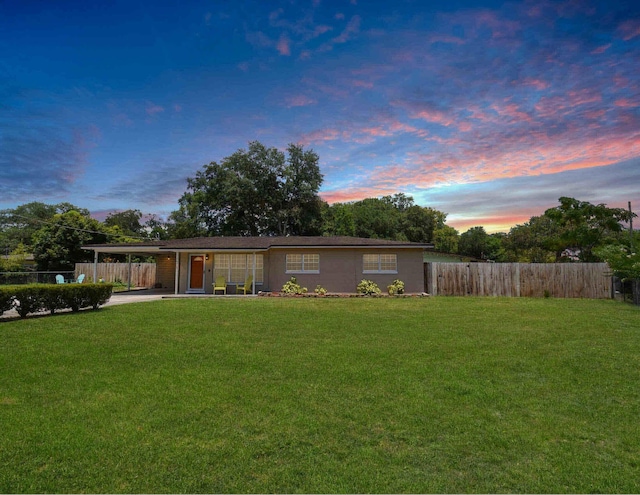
(83, 236, 433, 295)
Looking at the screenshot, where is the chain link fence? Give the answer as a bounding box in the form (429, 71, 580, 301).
(0, 271, 75, 285)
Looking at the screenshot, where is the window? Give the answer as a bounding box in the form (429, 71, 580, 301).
(286, 253, 319, 273)
(363, 253, 397, 273)
(214, 254, 263, 283)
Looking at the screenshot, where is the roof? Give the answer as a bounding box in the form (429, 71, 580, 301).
(84, 236, 433, 252)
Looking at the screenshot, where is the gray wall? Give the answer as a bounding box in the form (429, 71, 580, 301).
(173, 248, 425, 294)
(267, 248, 425, 294)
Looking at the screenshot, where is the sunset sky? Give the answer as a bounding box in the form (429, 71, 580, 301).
(1, 0, 639, 233)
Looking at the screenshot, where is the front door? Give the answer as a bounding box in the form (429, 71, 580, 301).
(188, 255, 205, 292)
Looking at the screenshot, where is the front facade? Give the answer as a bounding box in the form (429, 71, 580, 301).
(84, 236, 432, 294)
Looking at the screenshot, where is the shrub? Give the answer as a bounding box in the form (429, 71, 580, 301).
(357, 279, 381, 296)
(281, 277, 308, 295)
(85, 284, 114, 309)
(0, 286, 15, 315)
(41, 285, 67, 314)
(314, 285, 327, 296)
(13, 285, 46, 318)
(4, 284, 114, 318)
(387, 279, 405, 295)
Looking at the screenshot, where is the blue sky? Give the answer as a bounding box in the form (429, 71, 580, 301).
(1, 0, 639, 233)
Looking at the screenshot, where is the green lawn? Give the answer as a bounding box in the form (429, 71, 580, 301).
(1, 297, 639, 493)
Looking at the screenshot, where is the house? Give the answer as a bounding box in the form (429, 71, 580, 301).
(83, 236, 433, 294)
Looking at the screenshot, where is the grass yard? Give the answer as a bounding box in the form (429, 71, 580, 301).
(1, 297, 639, 493)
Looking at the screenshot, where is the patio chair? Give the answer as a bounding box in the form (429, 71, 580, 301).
(55, 274, 65, 284)
(76, 274, 85, 283)
(236, 275, 253, 295)
(213, 276, 226, 295)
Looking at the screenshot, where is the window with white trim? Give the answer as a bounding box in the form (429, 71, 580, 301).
(214, 254, 263, 283)
(363, 253, 397, 273)
(286, 253, 320, 273)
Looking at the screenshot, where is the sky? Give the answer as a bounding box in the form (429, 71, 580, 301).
(1, 0, 639, 233)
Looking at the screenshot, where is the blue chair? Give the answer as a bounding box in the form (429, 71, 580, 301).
(76, 274, 85, 284)
(55, 274, 65, 284)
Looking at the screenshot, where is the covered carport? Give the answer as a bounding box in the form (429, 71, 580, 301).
(82, 242, 179, 294)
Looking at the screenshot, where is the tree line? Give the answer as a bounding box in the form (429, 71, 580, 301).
(1, 141, 636, 275)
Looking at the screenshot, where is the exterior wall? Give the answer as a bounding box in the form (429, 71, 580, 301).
(178, 252, 262, 294)
(174, 248, 425, 294)
(267, 248, 425, 294)
(155, 253, 176, 289)
(178, 252, 213, 293)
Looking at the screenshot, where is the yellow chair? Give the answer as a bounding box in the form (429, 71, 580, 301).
(236, 275, 253, 295)
(213, 276, 227, 295)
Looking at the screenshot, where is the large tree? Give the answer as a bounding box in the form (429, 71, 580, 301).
(104, 209, 144, 237)
(32, 210, 116, 270)
(0, 202, 89, 254)
(169, 141, 323, 237)
(543, 197, 634, 261)
(323, 193, 446, 243)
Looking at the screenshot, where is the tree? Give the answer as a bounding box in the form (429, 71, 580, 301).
(169, 141, 324, 237)
(433, 225, 459, 253)
(32, 211, 115, 270)
(104, 209, 144, 237)
(144, 214, 170, 240)
(0, 202, 89, 253)
(458, 226, 491, 259)
(0, 243, 28, 272)
(351, 197, 404, 239)
(543, 197, 635, 261)
(321, 202, 356, 236)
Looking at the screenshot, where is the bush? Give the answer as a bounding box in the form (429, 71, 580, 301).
(0, 287, 15, 315)
(85, 284, 114, 310)
(4, 284, 114, 318)
(281, 277, 308, 295)
(357, 279, 381, 296)
(387, 279, 405, 295)
(314, 285, 327, 296)
(13, 285, 47, 318)
(40, 285, 67, 314)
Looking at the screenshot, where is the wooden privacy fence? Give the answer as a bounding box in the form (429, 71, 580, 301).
(75, 263, 157, 288)
(425, 262, 612, 299)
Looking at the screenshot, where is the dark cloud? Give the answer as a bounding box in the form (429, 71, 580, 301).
(0, 83, 95, 204)
(90, 163, 193, 209)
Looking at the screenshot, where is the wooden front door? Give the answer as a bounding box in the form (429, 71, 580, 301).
(189, 255, 205, 291)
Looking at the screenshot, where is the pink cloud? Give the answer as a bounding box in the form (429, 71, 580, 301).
(618, 19, 640, 40)
(409, 108, 455, 127)
(319, 15, 361, 51)
(591, 43, 611, 55)
(277, 34, 291, 56)
(492, 102, 533, 123)
(614, 98, 638, 108)
(520, 78, 549, 90)
(285, 95, 317, 108)
(146, 102, 164, 116)
(352, 80, 374, 89)
(429, 34, 465, 45)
